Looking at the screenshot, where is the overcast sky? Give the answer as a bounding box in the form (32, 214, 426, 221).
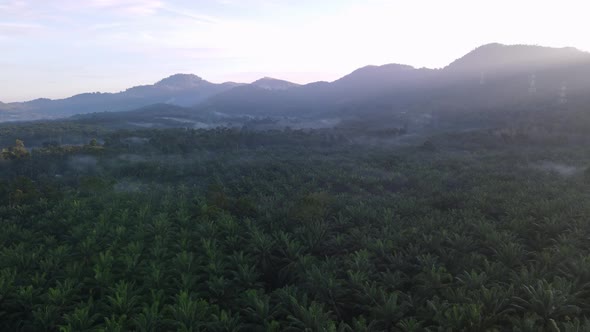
(1, 0, 588, 102)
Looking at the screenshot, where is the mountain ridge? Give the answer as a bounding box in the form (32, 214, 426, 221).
(2, 43, 590, 122)
(251, 77, 300, 90)
(0, 74, 241, 121)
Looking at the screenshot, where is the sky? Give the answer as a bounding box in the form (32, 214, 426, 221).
(1, 0, 589, 102)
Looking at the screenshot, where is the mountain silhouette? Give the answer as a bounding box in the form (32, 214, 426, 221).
(0, 74, 239, 121)
(251, 77, 299, 90)
(2, 43, 590, 122)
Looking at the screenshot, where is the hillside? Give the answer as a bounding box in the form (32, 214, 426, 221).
(0, 74, 240, 121)
(200, 44, 590, 121)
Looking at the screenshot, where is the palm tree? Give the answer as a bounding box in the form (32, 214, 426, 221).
(336, 316, 380, 332)
(559, 254, 590, 290)
(132, 302, 162, 332)
(121, 241, 143, 278)
(59, 301, 100, 332)
(105, 281, 140, 317)
(416, 265, 452, 297)
(427, 296, 485, 331)
(274, 231, 306, 285)
(231, 262, 261, 290)
(509, 313, 543, 332)
(166, 290, 211, 331)
(513, 279, 581, 324)
(492, 241, 527, 268)
(247, 226, 276, 284)
(557, 318, 590, 332)
(210, 310, 243, 332)
(32, 304, 60, 331)
(370, 292, 410, 330)
(91, 251, 114, 296)
(174, 250, 196, 274)
(456, 270, 488, 290)
(303, 265, 345, 320)
(285, 300, 337, 332)
(206, 275, 232, 304)
(101, 314, 127, 332)
(395, 316, 428, 332)
(241, 289, 280, 332)
(476, 285, 515, 328)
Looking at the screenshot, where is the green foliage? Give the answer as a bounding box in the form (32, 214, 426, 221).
(1, 125, 590, 330)
(1, 139, 30, 160)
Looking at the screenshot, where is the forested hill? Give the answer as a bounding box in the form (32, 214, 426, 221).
(0, 74, 241, 122)
(203, 44, 590, 117)
(2, 43, 590, 124)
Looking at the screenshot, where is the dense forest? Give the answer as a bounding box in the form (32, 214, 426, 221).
(1, 119, 590, 331)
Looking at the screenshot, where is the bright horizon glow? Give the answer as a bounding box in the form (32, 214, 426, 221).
(1, 0, 589, 102)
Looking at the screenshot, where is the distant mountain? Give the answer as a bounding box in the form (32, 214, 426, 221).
(444, 43, 590, 76)
(3, 43, 590, 124)
(194, 77, 300, 115)
(201, 44, 590, 119)
(423, 44, 590, 112)
(328, 64, 436, 104)
(251, 77, 299, 90)
(200, 63, 438, 116)
(155, 73, 210, 89)
(333, 64, 427, 87)
(0, 74, 241, 121)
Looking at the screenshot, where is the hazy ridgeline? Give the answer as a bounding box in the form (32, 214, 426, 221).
(2, 44, 590, 124)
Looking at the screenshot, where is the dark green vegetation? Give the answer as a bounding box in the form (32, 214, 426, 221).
(2, 121, 590, 331)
